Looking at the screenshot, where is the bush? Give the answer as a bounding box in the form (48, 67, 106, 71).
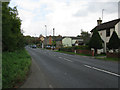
(59, 45, 90, 52)
(73, 45, 90, 50)
(59, 46, 73, 52)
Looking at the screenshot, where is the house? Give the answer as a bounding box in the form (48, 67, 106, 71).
(62, 36, 83, 47)
(37, 35, 45, 48)
(43, 35, 63, 49)
(91, 18, 120, 53)
(38, 35, 44, 42)
(43, 35, 52, 47)
(55, 35, 63, 49)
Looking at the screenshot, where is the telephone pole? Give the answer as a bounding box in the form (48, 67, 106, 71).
(53, 28, 55, 36)
(102, 9, 104, 22)
(53, 28, 55, 50)
(45, 25, 47, 37)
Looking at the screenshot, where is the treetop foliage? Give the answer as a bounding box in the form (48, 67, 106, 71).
(107, 31, 120, 50)
(2, 2, 24, 51)
(89, 29, 103, 50)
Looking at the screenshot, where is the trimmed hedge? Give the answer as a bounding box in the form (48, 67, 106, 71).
(60, 45, 90, 52)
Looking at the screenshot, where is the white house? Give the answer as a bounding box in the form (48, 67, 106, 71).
(62, 37, 83, 47)
(91, 18, 120, 53)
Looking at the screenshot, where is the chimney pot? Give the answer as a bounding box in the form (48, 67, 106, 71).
(97, 17, 102, 25)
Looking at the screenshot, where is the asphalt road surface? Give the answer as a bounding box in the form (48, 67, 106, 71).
(21, 46, 119, 88)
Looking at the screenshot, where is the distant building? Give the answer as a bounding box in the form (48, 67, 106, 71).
(91, 18, 120, 53)
(62, 37, 83, 47)
(43, 35, 63, 49)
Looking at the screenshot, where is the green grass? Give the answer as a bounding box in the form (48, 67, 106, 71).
(0, 52, 2, 89)
(57, 50, 119, 61)
(95, 57, 119, 61)
(2, 49, 31, 88)
(56, 50, 92, 56)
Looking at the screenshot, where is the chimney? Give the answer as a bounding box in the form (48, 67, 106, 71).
(97, 17, 102, 25)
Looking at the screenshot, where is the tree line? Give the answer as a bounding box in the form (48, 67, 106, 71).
(2, 2, 24, 51)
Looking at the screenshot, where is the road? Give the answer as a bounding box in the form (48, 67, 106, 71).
(21, 46, 119, 88)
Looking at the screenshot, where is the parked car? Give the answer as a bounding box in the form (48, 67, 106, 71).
(32, 45, 37, 48)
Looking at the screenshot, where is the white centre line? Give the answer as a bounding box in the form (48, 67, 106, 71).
(64, 58, 73, 62)
(84, 65, 120, 77)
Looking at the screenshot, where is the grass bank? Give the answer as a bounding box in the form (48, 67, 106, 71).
(2, 49, 31, 88)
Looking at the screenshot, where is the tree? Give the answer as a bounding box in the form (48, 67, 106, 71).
(2, 2, 24, 51)
(89, 29, 103, 54)
(80, 30, 90, 45)
(107, 31, 120, 52)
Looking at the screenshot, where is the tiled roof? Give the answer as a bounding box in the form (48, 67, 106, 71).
(91, 18, 120, 32)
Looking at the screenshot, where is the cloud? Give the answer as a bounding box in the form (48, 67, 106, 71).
(9, 0, 119, 37)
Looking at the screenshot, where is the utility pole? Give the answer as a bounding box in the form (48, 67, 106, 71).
(45, 25, 47, 37)
(53, 28, 55, 50)
(45, 25, 47, 48)
(102, 9, 104, 22)
(34, 34, 36, 44)
(53, 28, 55, 36)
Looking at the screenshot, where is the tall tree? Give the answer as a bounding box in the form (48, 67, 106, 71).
(107, 31, 120, 52)
(80, 30, 90, 45)
(2, 2, 24, 51)
(89, 29, 103, 54)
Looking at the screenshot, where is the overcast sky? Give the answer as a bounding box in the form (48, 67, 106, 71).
(9, 0, 120, 37)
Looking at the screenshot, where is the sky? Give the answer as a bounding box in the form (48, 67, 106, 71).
(9, 0, 120, 37)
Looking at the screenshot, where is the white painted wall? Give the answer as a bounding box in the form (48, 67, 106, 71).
(72, 40, 76, 44)
(115, 21, 120, 38)
(62, 38, 72, 47)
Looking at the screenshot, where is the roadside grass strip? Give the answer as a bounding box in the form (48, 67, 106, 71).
(2, 49, 31, 88)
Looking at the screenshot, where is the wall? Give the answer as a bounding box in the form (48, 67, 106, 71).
(62, 38, 72, 47)
(115, 21, 120, 38)
(107, 52, 120, 58)
(72, 40, 76, 44)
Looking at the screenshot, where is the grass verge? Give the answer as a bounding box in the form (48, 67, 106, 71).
(56, 50, 92, 56)
(2, 49, 31, 88)
(95, 57, 119, 61)
(56, 50, 119, 61)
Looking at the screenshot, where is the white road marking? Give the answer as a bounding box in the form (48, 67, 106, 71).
(84, 65, 120, 77)
(49, 84, 53, 88)
(64, 58, 73, 62)
(59, 57, 62, 58)
(64, 72, 67, 75)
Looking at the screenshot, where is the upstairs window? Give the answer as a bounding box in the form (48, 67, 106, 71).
(106, 29, 110, 37)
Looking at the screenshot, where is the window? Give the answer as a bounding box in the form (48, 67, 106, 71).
(106, 29, 110, 37)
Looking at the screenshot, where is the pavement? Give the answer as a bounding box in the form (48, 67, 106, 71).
(21, 46, 119, 88)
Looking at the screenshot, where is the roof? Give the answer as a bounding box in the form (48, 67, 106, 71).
(91, 18, 120, 32)
(63, 36, 82, 40)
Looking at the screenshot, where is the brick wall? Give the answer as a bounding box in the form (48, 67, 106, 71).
(76, 49, 92, 55)
(107, 52, 120, 58)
